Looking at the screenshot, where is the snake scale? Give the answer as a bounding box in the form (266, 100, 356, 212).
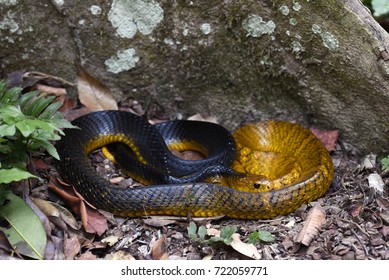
(55, 110, 334, 219)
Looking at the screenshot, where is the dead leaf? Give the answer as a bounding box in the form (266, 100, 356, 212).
(310, 128, 339, 152)
(360, 153, 377, 169)
(382, 225, 389, 239)
(84, 205, 109, 236)
(0, 231, 13, 254)
(32, 197, 79, 230)
(32, 158, 52, 170)
(295, 204, 326, 246)
(104, 250, 136, 260)
(143, 217, 176, 227)
(187, 113, 218, 123)
(77, 65, 118, 112)
(58, 95, 77, 112)
(64, 232, 81, 260)
(101, 235, 119, 247)
(230, 233, 261, 260)
(35, 83, 66, 96)
(152, 235, 168, 260)
(349, 202, 364, 218)
(206, 228, 261, 260)
(23, 71, 74, 88)
(367, 173, 385, 193)
(48, 179, 108, 236)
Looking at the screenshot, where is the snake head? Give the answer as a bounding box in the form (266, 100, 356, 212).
(231, 174, 272, 192)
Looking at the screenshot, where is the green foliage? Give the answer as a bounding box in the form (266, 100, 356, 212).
(0, 190, 47, 259)
(188, 222, 275, 247)
(381, 155, 389, 170)
(0, 80, 75, 184)
(248, 230, 275, 244)
(188, 221, 237, 245)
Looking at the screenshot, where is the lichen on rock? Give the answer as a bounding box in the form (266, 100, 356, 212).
(242, 15, 276, 37)
(105, 48, 140, 74)
(108, 0, 164, 39)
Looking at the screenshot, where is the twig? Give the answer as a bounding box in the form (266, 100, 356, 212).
(350, 228, 369, 258)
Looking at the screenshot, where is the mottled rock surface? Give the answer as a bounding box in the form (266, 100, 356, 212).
(1, 0, 388, 153)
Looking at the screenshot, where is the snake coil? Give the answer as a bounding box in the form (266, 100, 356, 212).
(56, 110, 334, 219)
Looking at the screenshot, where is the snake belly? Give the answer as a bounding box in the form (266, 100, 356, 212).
(55, 110, 334, 219)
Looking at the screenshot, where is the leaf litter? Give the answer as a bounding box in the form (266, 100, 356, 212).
(1, 69, 388, 260)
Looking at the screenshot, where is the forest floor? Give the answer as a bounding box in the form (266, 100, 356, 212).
(1, 71, 389, 260)
(43, 102, 389, 260)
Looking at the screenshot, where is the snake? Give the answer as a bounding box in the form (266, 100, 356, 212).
(55, 110, 334, 219)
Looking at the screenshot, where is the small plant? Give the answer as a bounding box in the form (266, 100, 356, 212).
(188, 221, 275, 246)
(188, 221, 237, 245)
(248, 230, 275, 244)
(0, 80, 75, 184)
(381, 155, 389, 170)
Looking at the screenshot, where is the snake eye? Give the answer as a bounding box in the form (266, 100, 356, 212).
(253, 183, 261, 189)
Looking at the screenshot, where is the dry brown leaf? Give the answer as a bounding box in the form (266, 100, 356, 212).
(101, 235, 119, 247)
(152, 235, 168, 260)
(295, 204, 326, 246)
(35, 83, 67, 96)
(187, 113, 218, 123)
(48, 179, 108, 236)
(143, 217, 176, 227)
(32, 158, 52, 170)
(310, 128, 339, 152)
(77, 65, 118, 112)
(230, 233, 261, 260)
(64, 232, 81, 260)
(206, 228, 220, 236)
(206, 228, 260, 260)
(32, 197, 78, 230)
(84, 205, 109, 236)
(350, 202, 364, 218)
(104, 250, 136, 260)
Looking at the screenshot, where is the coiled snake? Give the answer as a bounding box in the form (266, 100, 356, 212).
(56, 110, 334, 219)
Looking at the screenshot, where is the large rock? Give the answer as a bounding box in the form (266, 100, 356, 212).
(1, 0, 388, 154)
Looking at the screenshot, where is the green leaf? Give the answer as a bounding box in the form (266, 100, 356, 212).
(248, 230, 275, 244)
(0, 190, 47, 259)
(18, 90, 40, 111)
(38, 102, 63, 119)
(0, 80, 7, 96)
(198, 225, 207, 241)
(0, 168, 37, 184)
(0, 106, 25, 124)
(0, 124, 16, 137)
(15, 119, 57, 138)
(0, 87, 21, 106)
(381, 156, 389, 169)
(0, 143, 12, 154)
(29, 138, 59, 159)
(218, 225, 237, 245)
(188, 222, 197, 240)
(220, 225, 237, 239)
(14, 119, 37, 137)
(23, 95, 55, 117)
